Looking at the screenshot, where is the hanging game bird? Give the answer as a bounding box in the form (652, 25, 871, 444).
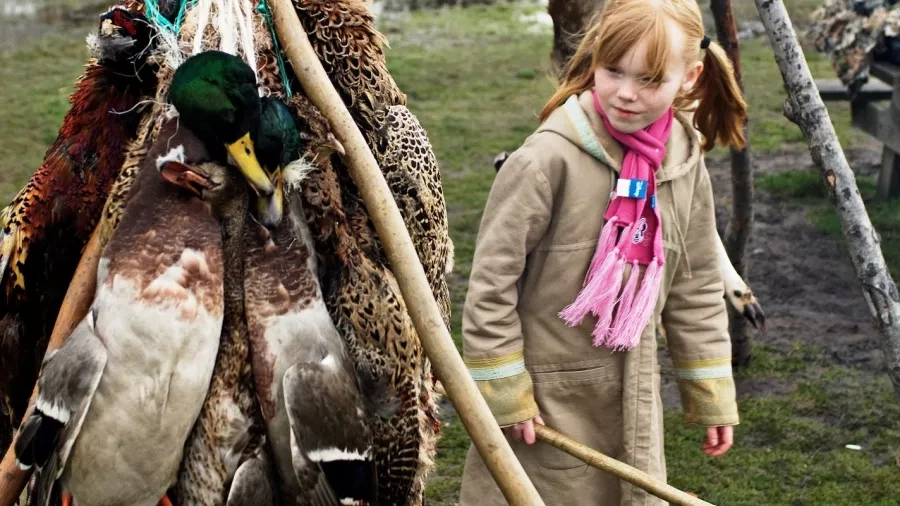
(243, 95, 384, 506)
(168, 53, 284, 506)
(13, 47, 286, 506)
(0, 2, 159, 455)
(14, 119, 232, 506)
(3, 1, 454, 505)
(286, 2, 453, 503)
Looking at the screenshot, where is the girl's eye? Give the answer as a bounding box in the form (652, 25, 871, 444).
(606, 67, 620, 75)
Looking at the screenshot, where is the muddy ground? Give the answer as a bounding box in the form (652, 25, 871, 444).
(659, 142, 889, 407)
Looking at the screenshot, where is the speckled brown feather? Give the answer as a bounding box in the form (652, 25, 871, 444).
(271, 4, 452, 500)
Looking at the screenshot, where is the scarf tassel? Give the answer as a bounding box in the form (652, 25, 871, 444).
(604, 257, 663, 351)
(559, 218, 627, 333)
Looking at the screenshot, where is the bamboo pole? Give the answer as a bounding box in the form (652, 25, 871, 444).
(268, 2, 545, 504)
(534, 425, 715, 506)
(0, 222, 103, 506)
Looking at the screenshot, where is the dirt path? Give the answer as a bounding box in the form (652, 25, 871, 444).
(660, 144, 889, 406)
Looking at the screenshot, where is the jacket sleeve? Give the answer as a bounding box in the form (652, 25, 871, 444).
(661, 158, 740, 427)
(462, 151, 552, 427)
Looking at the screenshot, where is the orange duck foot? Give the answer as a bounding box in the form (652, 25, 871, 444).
(62, 492, 73, 506)
(159, 494, 173, 506)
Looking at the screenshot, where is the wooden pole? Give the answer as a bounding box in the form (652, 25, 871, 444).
(753, 0, 900, 397)
(534, 425, 715, 506)
(268, 2, 545, 504)
(0, 222, 103, 506)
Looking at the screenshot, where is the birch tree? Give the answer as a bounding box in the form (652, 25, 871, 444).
(754, 0, 900, 396)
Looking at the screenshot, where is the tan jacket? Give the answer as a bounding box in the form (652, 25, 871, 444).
(459, 91, 739, 506)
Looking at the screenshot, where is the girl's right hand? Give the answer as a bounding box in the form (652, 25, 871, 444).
(503, 414, 545, 445)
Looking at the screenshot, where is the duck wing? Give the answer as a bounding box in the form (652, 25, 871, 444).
(13, 314, 107, 506)
(283, 360, 375, 506)
(225, 446, 277, 506)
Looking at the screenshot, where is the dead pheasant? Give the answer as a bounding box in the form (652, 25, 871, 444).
(0, 3, 159, 449)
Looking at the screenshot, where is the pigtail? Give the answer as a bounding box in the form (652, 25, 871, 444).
(685, 40, 748, 151)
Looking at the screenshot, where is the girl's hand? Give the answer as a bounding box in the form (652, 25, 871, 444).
(703, 425, 733, 457)
(503, 414, 545, 445)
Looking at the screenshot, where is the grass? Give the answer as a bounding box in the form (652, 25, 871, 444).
(757, 168, 900, 278)
(1, 1, 899, 505)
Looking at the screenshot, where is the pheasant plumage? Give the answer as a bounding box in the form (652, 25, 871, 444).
(0, 3, 158, 447)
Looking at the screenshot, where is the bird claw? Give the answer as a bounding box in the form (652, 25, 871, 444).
(742, 301, 766, 333)
(728, 288, 766, 333)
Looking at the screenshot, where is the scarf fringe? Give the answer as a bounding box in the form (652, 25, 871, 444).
(604, 257, 663, 351)
(559, 218, 623, 328)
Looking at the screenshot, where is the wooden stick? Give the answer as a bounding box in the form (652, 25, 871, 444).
(534, 425, 715, 506)
(268, 2, 545, 504)
(0, 222, 103, 506)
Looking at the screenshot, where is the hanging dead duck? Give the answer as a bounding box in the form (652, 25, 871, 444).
(243, 96, 386, 506)
(12, 49, 283, 506)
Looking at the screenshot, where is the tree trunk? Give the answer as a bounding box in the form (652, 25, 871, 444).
(547, 0, 605, 77)
(709, 0, 755, 366)
(753, 0, 900, 397)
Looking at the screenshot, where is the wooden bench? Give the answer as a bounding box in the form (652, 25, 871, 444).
(815, 61, 900, 199)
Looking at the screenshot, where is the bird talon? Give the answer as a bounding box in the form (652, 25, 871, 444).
(741, 302, 766, 333)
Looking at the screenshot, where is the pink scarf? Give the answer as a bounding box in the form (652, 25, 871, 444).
(559, 90, 673, 351)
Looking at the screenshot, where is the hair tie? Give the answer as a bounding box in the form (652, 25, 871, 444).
(700, 35, 711, 49)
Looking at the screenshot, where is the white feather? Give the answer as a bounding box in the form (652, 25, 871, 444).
(282, 157, 318, 197)
(306, 447, 370, 463)
(155, 144, 186, 170)
(36, 399, 70, 425)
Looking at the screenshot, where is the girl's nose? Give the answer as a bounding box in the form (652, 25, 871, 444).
(617, 80, 638, 101)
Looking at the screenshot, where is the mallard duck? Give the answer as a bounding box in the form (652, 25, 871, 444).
(171, 156, 275, 506)
(168, 50, 275, 206)
(0, 3, 158, 445)
(12, 47, 287, 506)
(172, 55, 304, 506)
(12, 118, 230, 506)
(243, 96, 382, 506)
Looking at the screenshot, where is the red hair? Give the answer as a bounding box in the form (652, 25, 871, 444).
(539, 0, 747, 151)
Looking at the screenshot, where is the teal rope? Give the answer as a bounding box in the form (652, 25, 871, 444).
(257, 0, 293, 97)
(144, 0, 292, 96)
(144, 0, 177, 34)
(173, 0, 195, 33)
(144, 0, 194, 35)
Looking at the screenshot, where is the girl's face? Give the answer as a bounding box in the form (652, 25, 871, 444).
(593, 33, 702, 134)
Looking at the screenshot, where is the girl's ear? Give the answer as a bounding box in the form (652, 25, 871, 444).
(681, 60, 704, 93)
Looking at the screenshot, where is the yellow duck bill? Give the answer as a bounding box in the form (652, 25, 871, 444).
(226, 132, 274, 197)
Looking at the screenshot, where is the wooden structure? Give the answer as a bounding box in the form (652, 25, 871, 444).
(816, 61, 900, 198)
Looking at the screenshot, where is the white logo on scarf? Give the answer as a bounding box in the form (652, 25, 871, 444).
(632, 218, 648, 244)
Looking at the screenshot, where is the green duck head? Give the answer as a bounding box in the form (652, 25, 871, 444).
(252, 95, 303, 229)
(168, 50, 274, 197)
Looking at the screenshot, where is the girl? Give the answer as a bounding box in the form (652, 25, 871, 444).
(459, 1, 746, 504)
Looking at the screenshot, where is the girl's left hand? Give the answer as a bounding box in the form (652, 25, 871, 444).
(703, 425, 733, 457)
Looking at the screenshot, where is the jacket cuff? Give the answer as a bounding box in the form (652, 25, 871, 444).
(465, 351, 540, 427)
(674, 357, 740, 426)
